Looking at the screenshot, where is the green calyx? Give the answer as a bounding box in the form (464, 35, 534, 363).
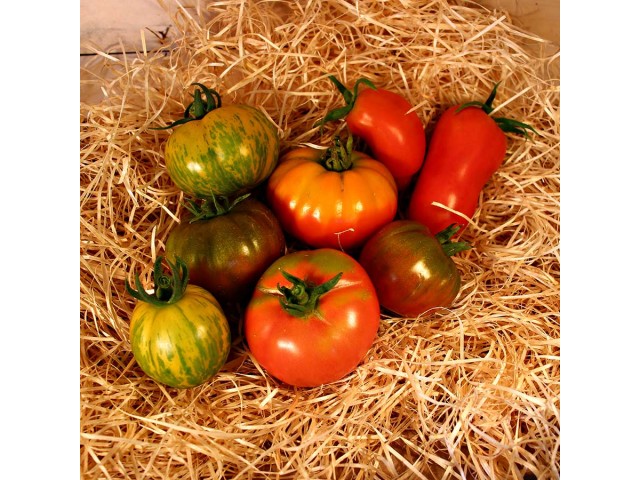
(184, 193, 250, 223)
(277, 270, 343, 318)
(314, 75, 377, 130)
(435, 224, 472, 257)
(125, 256, 190, 307)
(152, 82, 223, 130)
(456, 82, 538, 139)
(321, 133, 355, 172)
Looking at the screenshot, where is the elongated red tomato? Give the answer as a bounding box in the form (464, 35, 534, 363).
(266, 136, 397, 250)
(319, 76, 426, 190)
(244, 248, 380, 387)
(407, 83, 536, 234)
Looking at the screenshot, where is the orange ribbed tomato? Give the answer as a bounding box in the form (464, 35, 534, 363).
(266, 138, 398, 251)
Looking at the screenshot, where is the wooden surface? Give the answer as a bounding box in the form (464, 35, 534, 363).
(81, 0, 182, 55)
(473, 0, 559, 46)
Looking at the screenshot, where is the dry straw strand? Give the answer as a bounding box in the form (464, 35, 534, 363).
(81, 0, 560, 478)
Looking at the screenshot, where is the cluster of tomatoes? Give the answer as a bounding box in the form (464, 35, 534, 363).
(126, 79, 535, 389)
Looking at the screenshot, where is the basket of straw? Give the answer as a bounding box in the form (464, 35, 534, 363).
(80, 1, 560, 478)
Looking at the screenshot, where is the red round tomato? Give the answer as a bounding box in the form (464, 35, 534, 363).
(266, 136, 397, 250)
(359, 221, 469, 318)
(165, 196, 285, 309)
(244, 248, 380, 387)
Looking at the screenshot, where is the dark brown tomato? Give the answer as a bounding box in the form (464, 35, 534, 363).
(359, 220, 467, 318)
(165, 197, 285, 310)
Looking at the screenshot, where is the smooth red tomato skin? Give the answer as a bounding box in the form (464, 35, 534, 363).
(347, 88, 426, 190)
(407, 105, 507, 234)
(165, 199, 285, 307)
(266, 147, 397, 250)
(359, 220, 461, 318)
(244, 249, 380, 387)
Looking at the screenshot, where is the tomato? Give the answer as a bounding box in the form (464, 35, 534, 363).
(318, 76, 426, 190)
(165, 195, 285, 309)
(126, 256, 231, 388)
(160, 83, 279, 198)
(358, 221, 470, 318)
(407, 83, 536, 234)
(266, 135, 398, 250)
(244, 248, 380, 387)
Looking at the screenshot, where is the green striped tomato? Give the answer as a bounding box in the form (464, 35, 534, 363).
(162, 84, 280, 198)
(126, 256, 231, 388)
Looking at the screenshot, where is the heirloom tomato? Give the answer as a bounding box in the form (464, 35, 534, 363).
(126, 256, 231, 389)
(244, 248, 380, 387)
(160, 83, 279, 198)
(359, 221, 470, 318)
(317, 76, 426, 190)
(165, 195, 285, 309)
(407, 83, 536, 234)
(266, 135, 397, 250)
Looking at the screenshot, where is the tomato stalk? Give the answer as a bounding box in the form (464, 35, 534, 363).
(457, 82, 538, 138)
(435, 224, 472, 257)
(322, 133, 355, 172)
(184, 193, 251, 223)
(153, 83, 223, 130)
(277, 270, 343, 318)
(126, 256, 189, 306)
(315, 75, 377, 128)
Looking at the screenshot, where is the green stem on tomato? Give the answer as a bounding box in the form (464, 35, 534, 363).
(313, 75, 377, 129)
(125, 256, 190, 306)
(277, 270, 343, 318)
(184, 193, 251, 223)
(456, 82, 538, 139)
(435, 224, 472, 257)
(322, 133, 355, 172)
(152, 83, 223, 130)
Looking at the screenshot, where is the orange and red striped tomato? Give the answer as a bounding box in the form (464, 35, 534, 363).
(266, 145, 397, 250)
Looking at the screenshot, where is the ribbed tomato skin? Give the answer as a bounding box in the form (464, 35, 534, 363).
(129, 284, 231, 388)
(164, 104, 279, 197)
(266, 147, 398, 250)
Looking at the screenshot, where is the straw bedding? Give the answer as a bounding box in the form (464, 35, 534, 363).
(80, 0, 560, 478)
